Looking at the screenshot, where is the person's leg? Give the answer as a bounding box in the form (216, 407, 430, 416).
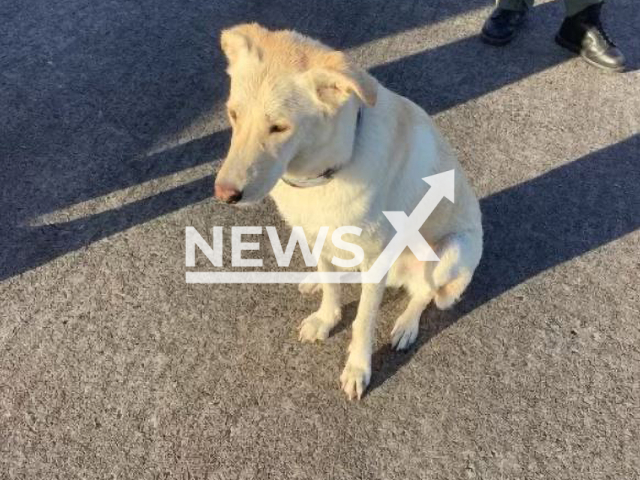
(564, 0, 602, 17)
(556, 1, 626, 72)
(481, 0, 533, 45)
(498, 0, 533, 11)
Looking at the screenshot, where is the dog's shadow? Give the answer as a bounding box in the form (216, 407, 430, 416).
(324, 135, 639, 394)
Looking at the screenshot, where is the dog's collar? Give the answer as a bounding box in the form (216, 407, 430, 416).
(281, 166, 339, 188)
(281, 107, 363, 189)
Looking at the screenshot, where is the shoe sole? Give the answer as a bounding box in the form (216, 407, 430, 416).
(555, 34, 625, 73)
(481, 31, 516, 46)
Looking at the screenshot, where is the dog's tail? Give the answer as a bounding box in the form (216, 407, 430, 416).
(431, 232, 481, 310)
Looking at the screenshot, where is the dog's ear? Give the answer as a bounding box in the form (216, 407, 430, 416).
(220, 23, 265, 65)
(303, 52, 377, 111)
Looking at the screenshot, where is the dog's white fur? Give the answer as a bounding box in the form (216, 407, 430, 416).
(216, 24, 483, 399)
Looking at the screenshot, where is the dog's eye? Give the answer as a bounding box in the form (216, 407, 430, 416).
(269, 124, 289, 134)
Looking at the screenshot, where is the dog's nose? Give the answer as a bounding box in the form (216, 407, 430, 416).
(214, 182, 243, 204)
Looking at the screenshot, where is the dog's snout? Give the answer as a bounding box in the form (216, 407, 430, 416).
(214, 182, 243, 204)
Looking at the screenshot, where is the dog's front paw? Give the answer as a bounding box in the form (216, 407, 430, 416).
(298, 312, 332, 342)
(340, 362, 371, 400)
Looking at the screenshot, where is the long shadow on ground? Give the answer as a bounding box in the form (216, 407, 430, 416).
(369, 134, 640, 392)
(2, 0, 636, 285)
(0, 0, 490, 280)
(0, 3, 569, 280)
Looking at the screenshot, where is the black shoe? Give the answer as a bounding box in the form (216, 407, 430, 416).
(481, 7, 528, 46)
(555, 3, 626, 72)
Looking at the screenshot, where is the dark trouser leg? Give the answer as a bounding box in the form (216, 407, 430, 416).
(564, 0, 603, 17)
(497, 0, 534, 11)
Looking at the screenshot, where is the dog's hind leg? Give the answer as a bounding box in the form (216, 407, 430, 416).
(431, 231, 482, 310)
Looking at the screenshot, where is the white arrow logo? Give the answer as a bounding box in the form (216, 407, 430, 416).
(361, 169, 454, 283)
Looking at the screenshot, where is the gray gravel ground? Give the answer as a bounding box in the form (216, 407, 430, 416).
(1, 0, 639, 479)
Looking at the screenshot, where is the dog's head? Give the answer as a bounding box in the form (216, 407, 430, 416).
(214, 23, 377, 205)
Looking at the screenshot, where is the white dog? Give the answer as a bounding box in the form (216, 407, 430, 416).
(215, 24, 483, 399)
